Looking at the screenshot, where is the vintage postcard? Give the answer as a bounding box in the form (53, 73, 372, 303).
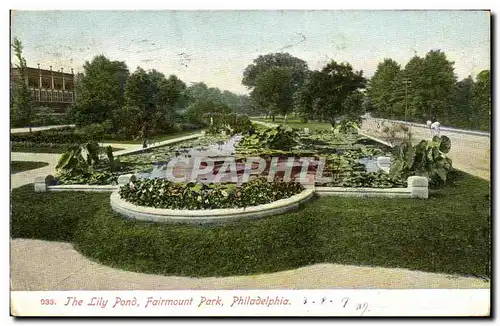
(9, 9, 491, 317)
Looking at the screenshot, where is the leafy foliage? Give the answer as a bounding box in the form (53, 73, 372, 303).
(334, 170, 407, 188)
(250, 67, 298, 119)
(185, 99, 231, 125)
(367, 51, 489, 131)
(55, 142, 123, 185)
(379, 122, 412, 147)
(206, 113, 254, 135)
(390, 135, 453, 185)
(237, 125, 299, 151)
(295, 60, 366, 126)
(119, 177, 305, 210)
(472, 70, 491, 131)
(333, 119, 360, 135)
(72, 55, 130, 126)
(11, 127, 88, 143)
(11, 38, 34, 129)
(366, 58, 403, 119)
(242, 52, 308, 89)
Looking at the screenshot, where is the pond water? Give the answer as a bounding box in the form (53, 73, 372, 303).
(135, 135, 243, 180)
(358, 157, 380, 173)
(132, 134, 388, 181)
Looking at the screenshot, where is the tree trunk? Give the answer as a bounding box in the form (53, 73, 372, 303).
(141, 122, 148, 149)
(329, 117, 337, 128)
(284, 113, 288, 124)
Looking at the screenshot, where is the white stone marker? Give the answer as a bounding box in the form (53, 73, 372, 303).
(407, 176, 429, 199)
(34, 175, 55, 192)
(117, 174, 137, 186)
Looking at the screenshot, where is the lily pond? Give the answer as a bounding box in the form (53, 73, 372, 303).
(56, 127, 407, 188)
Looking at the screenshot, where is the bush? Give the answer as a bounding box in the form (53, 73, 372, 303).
(237, 125, 299, 151)
(75, 123, 107, 141)
(54, 142, 124, 185)
(10, 127, 88, 144)
(119, 177, 305, 210)
(379, 122, 413, 147)
(390, 135, 453, 186)
(179, 122, 204, 131)
(11, 141, 77, 151)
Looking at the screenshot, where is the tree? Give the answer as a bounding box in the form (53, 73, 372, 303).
(367, 59, 403, 118)
(473, 70, 490, 131)
(250, 67, 297, 122)
(341, 90, 365, 124)
(161, 75, 187, 110)
(242, 52, 308, 89)
(243, 53, 308, 120)
(295, 60, 366, 127)
(450, 76, 475, 129)
(401, 55, 427, 121)
(420, 50, 456, 122)
(124, 67, 156, 148)
(72, 55, 129, 126)
(185, 99, 232, 124)
(11, 37, 34, 131)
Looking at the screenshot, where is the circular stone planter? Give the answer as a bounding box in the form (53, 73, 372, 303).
(110, 188, 314, 224)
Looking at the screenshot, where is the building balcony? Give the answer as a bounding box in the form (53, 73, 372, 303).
(29, 88, 74, 104)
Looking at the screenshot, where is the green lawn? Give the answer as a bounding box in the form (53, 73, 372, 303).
(11, 146, 124, 154)
(10, 170, 490, 279)
(11, 161, 49, 174)
(102, 130, 202, 144)
(11, 146, 69, 154)
(252, 117, 332, 131)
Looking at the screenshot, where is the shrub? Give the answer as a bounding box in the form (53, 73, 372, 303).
(379, 122, 413, 147)
(237, 125, 299, 151)
(179, 122, 204, 131)
(11, 141, 77, 151)
(335, 171, 407, 188)
(206, 113, 253, 136)
(119, 177, 305, 210)
(55, 142, 123, 185)
(75, 123, 107, 141)
(10, 127, 88, 144)
(390, 135, 453, 186)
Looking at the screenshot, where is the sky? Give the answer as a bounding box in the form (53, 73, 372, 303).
(10, 10, 490, 95)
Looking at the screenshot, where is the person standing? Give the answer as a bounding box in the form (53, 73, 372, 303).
(430, 117, 440, 137)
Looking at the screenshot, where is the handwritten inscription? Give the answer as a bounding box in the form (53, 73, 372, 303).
(303, 296, 370, 315)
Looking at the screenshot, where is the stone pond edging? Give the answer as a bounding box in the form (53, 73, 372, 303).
(110, 188, 315, 224)
(112, 133, 203, 157)
(34, 173, 136, 193)
(35, 173, 427, 223)
(316, 176, 428, 199)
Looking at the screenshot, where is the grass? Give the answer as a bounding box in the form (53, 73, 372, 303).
(10, 170, 490, 278)
(11, 146, 68, 154)
(11, 161, 49, 174)
(11, 145, 124, 154)
(102, 130, 202, 144)
(252, 117, 332, 131)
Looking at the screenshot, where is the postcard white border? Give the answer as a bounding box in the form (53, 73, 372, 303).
(3, 0, 497, 324)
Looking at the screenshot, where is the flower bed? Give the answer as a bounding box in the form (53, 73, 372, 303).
(119, 177, 305, 210)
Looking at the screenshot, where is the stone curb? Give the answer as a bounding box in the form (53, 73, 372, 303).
(47, 185, 118, 192)
(110, 188, 315, 224)
(114, 133, 203, 157)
